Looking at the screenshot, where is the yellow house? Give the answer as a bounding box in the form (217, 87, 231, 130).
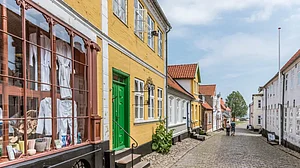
(168, 63, 202, 132)
(105, 0, 171, 156)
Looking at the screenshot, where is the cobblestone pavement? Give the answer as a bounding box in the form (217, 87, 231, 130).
(171, 123, 300, 168)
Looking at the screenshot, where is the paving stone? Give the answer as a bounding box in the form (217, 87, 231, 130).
(172, 123, 300, 168)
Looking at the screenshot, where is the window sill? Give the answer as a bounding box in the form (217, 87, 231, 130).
(169, 122, 186, 128)
(113, 13, 128, 28)
(134, 33, 144, 42)
(147, 44, 155, 52)
(134, 119, 159, 125)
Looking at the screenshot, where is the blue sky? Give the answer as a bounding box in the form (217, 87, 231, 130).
(159, 0, 300, 105)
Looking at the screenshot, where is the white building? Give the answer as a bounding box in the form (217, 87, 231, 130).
(262, 49, 300, 150)
(212, 94, 221, 131)
(250, 91, 263, 130)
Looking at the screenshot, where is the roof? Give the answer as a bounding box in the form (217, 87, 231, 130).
(281, 49, 300, 72)
(199, 84, 216, 96)
(168, 63, 198, 79)
(167, 74, 194, 99)
(220, 98, 227, 110)
(152, 0, 172, 29)
(202, 102, 213, 110)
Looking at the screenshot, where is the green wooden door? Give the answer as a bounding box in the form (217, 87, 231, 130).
(112, 82, 126, 150)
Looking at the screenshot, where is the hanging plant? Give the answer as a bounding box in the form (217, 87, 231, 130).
(152, 118, 173, 154)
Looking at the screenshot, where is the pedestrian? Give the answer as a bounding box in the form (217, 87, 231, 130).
(231, 120, 236, 136)
(226, 121, 231, 136)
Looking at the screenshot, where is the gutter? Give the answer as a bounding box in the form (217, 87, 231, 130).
(165, 26, 171, 131)
(152, 0, 172, 29)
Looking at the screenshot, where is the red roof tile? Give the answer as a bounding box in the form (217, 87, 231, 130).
(168, 63, 198, 79)
(202, 102, 213, 110)
(199, 84, 216, 96)
(220, 98, 227, 110)
(281, 49, 300, 72)
(167, 74, 194, 99)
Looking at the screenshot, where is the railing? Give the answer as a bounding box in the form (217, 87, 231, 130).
(113, 119, 138, 168)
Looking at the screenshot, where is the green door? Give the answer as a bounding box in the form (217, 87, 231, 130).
(112, 82, 126, 150)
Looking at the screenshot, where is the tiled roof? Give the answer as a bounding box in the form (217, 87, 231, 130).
(202, 102, 213, 110)
(168, 63, 198, 79)
(220, 98, 227, 110)
(167, 74, 194, 99)
(281, 49, 300, 72)
(199, 84, 216, 96)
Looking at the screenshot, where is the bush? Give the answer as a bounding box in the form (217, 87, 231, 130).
(151, 119, 173, 154)
(199, 130, 206, 135)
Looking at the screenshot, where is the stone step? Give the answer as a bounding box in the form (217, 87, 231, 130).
(116, 154, 141, 168)
(115, 148, 131, 161)
(133, 161, 150, 168)
(196, 135, 206, 141)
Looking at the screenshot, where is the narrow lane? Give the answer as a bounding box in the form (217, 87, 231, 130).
(171, 123, 300, 168)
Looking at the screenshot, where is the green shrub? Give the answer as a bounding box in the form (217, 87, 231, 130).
(199, 130, 206, 135)
(151, 118, 173, 154)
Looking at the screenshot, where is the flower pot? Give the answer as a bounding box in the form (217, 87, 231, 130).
(35, 141, 46, 152)
(27, 149, 36, 156)
(27, 139, 36, 150)
(44, 137, 52, 151)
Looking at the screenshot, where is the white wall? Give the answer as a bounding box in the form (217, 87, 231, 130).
(252, 93, 263, 129)
(176, 79, 191, 93)
(282, 58, 300, 147)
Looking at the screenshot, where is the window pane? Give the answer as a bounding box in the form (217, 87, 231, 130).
(26, 8, 49, 36)
(139, 96, 143, 118)
(77, 118, 88, 144)
(56, 56, 72, 99)
(74, 90, 87, 117)
(58, 100, 74, 147)
(0, 1, 22, 38)
(135, 95, 138, 118)
(135, 80, 138, 91)
(74, 63, 86, 90)
(74, 35, 86, 64)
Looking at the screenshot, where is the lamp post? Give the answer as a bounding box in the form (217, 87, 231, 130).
(278, 27, 281, 145)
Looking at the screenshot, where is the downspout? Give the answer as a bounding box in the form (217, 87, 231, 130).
(281, 73, 285, 145)
(165, 27, 171, 131)
(265, 88, 268, 130)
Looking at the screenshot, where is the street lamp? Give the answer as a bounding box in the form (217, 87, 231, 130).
(278, 27, 281, 145)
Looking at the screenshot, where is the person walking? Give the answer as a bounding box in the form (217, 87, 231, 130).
(226, 121, 231, 136)
(231, 120, 236, 136)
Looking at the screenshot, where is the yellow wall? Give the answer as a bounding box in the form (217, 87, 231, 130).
(107, 0, 165, 73)
(108, 46, 164, 147)
(190, 67, 202, 128)
(63, 0, 101, 28)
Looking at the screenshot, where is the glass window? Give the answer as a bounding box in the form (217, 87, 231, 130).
(158, 29, 162, 57)
(147, 15, 154, 49)
(148, 85, 154, 119)
(134, 79, 144, 120)
(113, 0, 127, 23)
(157, 88, 162, 119)
(0, 2, 98, 161)
(169, 96, 173, 124)
(134, 0, 144, 40)
(181, 101, 185, 123)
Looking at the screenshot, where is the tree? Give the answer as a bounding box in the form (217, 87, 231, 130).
(225, 91, 248, 120)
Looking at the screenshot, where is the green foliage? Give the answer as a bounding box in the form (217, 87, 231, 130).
(152, 119, 173, 154)
(225, 91, 248, 119)
(199, 130, 206, 135)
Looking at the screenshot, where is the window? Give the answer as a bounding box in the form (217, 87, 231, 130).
(169, 96, 174, 124)
(258, 100, 261, 108)
(135, 79, 144, 120)
(293, 100, 296, 108)
(134, 0, 145, 40)
(298, 70, 300, 85)
(147, 15, 154, 49)
(296, 120, 300, 135)
(148, 85, 154, 119)
(291, 70, 294, 89)
(284, 118, 287, 131)
(286, 74, 288, 90)
(287, 101, 289, 108)
(113, 0, 127, 23)
(158, 29, 162, 57)
(258, 116, 261, 125)
(208, 113, 212, 124)
(0, 1, 99, 161)
(157, 88, 163, 118)
(194, 81, 198, 94)
(181, 101, 185, 122)
(176, 99, 180, 123)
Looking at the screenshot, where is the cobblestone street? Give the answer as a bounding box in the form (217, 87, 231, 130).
(171, 123, 300, 168)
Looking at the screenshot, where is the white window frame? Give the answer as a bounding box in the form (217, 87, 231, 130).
(134, 0, 146, 40)
(157, 88, 163, 119)
(148, 85, 155, 119)
(134, 79, 144, 120)
(158, 29, 162, 57)
(113, 0, 127, 23)
(181, 101, 185, 123)
(169, 96, 174, 125)
(147, 14, 154, 49)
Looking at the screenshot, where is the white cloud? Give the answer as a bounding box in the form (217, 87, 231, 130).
(159, 0, 300, 25)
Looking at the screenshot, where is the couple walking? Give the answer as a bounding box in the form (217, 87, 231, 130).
(226, 120, 235, 136)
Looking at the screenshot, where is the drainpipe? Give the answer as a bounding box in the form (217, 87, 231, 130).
(265, 88, 268, 130)
(281, 73, 285, 145)
(165, 26, 171, 131)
